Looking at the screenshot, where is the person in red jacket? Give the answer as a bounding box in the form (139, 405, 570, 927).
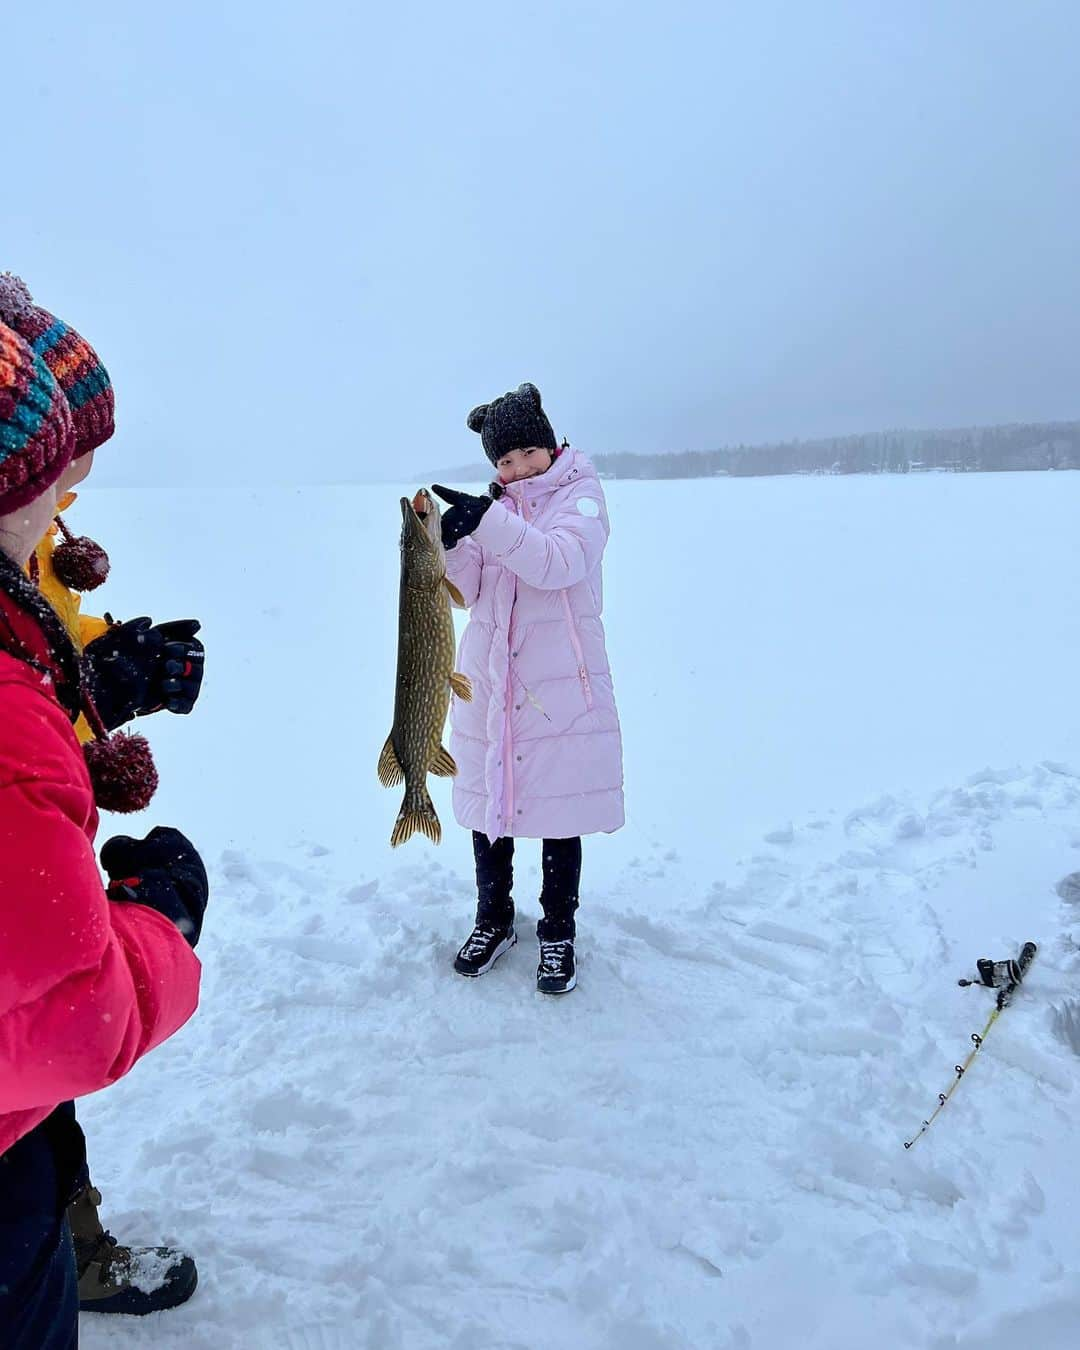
(0, 319, 206, 1348)
(0, 269, 207, 1315)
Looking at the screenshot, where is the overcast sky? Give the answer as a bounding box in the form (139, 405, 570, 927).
(6, 1, 1079, 484)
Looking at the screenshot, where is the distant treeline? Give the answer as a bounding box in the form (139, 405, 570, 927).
(427, 420, 1080, 483)
(592, 421, 1080, 479)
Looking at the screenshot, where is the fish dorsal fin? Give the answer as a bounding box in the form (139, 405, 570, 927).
(449, 672, 473, 702)
(443, 576, 466, 607)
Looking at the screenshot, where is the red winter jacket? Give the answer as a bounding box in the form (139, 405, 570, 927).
(0, 630, 201, 1156)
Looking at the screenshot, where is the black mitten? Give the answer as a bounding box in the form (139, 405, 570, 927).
(431, 484, 493, 549)
(101, 826, 209, 948)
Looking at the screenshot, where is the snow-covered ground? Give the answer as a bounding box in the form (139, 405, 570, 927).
(75, 471, 1080, 1349)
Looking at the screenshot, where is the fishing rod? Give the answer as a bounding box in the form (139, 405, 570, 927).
(903, 940, 1037, 1150)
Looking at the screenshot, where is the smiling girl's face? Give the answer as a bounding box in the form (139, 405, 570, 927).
(496, 445, 554, 483)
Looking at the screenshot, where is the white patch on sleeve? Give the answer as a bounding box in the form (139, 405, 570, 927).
(576, 498, 601, 518)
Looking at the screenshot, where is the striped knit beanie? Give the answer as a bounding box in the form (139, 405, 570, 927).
(0, 320, 75, 514)
(0, 273, 114, 458)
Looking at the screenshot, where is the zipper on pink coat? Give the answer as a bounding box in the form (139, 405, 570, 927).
(560, 590, 593, 709)
(502, 557, 519, 835)
(502, 668, 515, 831)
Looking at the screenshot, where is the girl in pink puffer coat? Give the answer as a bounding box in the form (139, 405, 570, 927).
(432, 383, 624, 995)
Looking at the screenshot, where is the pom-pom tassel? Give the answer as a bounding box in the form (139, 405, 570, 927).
(0, 271, 36, 323)
(84, 730, 159, 813)
(52, 515, 110, 591)
(81, 691, 158, 812)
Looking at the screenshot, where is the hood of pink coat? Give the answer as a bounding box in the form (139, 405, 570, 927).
(496, 445, 595, 504)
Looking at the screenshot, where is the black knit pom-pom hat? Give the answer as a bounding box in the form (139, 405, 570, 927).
(467, 382, 557, 466)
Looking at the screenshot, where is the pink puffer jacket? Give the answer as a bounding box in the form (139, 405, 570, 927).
(445, 446, 624, 843)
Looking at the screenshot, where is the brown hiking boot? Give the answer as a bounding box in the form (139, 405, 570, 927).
(68, 1183, 198, 1315)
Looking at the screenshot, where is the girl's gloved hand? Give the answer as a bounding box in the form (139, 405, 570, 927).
(431, 485, 493, 549)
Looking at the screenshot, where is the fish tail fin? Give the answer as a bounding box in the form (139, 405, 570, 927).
(390, 783, 442, 848)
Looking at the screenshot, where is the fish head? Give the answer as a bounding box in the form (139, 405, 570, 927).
(399, 490, 445, 587)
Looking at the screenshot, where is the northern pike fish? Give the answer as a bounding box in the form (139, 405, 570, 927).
(378, 489, 472, 846)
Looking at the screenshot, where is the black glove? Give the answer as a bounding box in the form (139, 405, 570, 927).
(83, 617, 205, 732)
(154, 620, 205, 715)
(431, 484, 494, 549)
(101, 826, 208, 948)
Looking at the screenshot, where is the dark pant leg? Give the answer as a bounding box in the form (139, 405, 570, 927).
(537, 837, 582, 941)
(0, 1113, 81, 1349)
(472, 832, 515, 927)
(44, 1102, 89, 1201)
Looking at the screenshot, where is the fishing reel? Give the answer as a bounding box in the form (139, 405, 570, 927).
(959, 958, 1022, 990)
(957, 941, 1037, 994)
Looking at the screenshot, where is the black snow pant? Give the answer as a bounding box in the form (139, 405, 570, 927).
(472, 832, 581, 941)
(0, 1103, 83, 1349)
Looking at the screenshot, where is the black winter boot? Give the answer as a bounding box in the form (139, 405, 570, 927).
(69, 1183, 198, 1315)
(454, 918, 517, 977)
(535, 837, 580, 993)
(456, 833, 517, 977)
(537, 937, 576, 994)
